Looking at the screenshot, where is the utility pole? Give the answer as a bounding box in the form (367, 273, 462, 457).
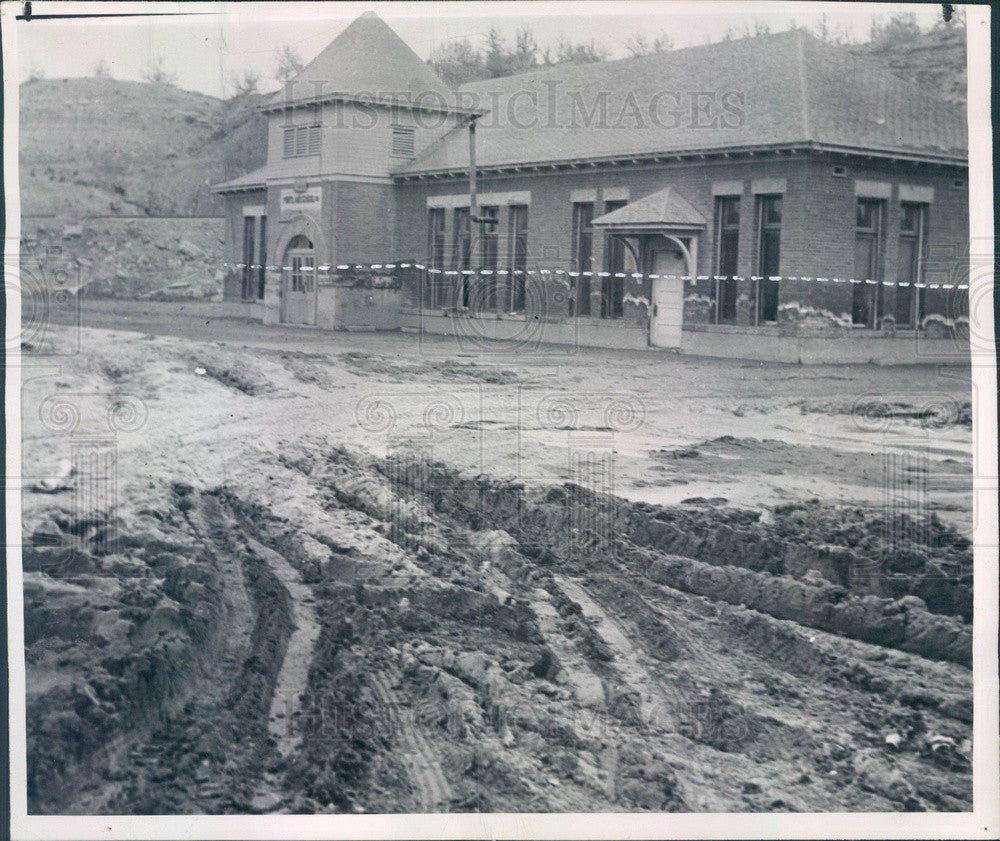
(468, 117, 496, 226)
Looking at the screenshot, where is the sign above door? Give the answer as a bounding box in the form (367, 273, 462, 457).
(280, 187, 322, 221)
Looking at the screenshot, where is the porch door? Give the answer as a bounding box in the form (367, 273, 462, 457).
(649, 248, 686, 348)
(282, 236, 316, 325)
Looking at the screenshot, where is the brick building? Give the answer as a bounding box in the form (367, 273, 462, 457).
(213, 12, 969, 360)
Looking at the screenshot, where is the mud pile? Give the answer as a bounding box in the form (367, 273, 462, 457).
(270, 448, 972, 812)
(410, 467, 971, 665)
(22, 445, 974, 814)
(23, 488, 294, 814)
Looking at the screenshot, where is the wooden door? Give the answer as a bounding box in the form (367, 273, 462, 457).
(282, 242, 316, 325)
(649, 248, 685, 348)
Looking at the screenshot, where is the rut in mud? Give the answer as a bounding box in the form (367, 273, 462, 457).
(324, 450, 971, 812)
(23, 486, 299, 814)
(23, 444, 973, 814)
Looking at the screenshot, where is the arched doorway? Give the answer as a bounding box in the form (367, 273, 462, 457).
(282, 234, 316, 325)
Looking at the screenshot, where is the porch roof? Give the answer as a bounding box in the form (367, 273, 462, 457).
(211, 165, 268, 195)
(590, 186, 707, 230)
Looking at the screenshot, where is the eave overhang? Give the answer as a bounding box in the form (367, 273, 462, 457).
(393, 141, 968, 183)
(211, 182, 266, 196)
(260, 91, 487, 119)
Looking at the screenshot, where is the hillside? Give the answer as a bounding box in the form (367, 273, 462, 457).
(16, 28, 966, 300)
(19, 78, 267, 298)
(18, 26, 967, 219)
(857, 24, 967, 106)
(19, 77, 267, 218)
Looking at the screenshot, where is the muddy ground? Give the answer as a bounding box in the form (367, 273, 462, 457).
(19, 306, 974, 813)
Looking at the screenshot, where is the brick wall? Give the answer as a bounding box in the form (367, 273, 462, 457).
(393, 152, 968, 326)
(223, 149, 968, 333)
(330, 180, 398, 265)
(242, 178, 400, 271)
(395, 156, 809, 272)
(780, 156, 969, 325)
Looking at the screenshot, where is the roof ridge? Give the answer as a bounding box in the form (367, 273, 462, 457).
(274, 11, 452, 106)
(458, 28, 804, 91)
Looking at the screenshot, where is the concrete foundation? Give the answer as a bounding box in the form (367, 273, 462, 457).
(330, 287, 402, 330)
(226, 298, 970, 364)
(680, 325, 970, 364)
(400, 310, 650, 351)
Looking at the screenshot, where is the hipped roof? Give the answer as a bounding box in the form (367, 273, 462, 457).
(399, 28, 968, 175)
(265, 12, 466, 112)
(211, 165, 267, 194)
(591, 186, 707, 228)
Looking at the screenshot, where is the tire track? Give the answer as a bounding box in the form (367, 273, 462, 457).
(369, 672, 453, 810)
(243, 537, 321, 756)
(554, 575, 668, 728)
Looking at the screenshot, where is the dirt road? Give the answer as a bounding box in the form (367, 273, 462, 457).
(19, 307, 974, 813)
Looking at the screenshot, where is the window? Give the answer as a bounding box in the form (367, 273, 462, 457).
(853, 198, 885, 327)
(896, 202, 927, 327)
(427, 208, 446, 267)
(391, 125, 416, 158)
(290, 254, 314, 292)
(479, 205, 499, 310)
(601, 200, 627, 318)
(286, 235, 315, 293)
(479, 206, 499, 267)
(571, 202, 594, 316)
(453, 207, 471, 307)
(242, 215, 267, 300)
(756, 195, 781, 322)
(256, 216, 267, 299)
(283, 124, 321, 158)
(426, 208, 446, 307)
(715, 196, 740, 322)
(241, 216, 256, 300)
(507, 205, 528, 312)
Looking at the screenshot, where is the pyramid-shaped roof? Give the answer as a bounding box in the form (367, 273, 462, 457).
(592, 187, 707, 229)
(266, 12, 458, 111)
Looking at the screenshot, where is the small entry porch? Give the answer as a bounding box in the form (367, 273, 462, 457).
(591, 186, 706, 348)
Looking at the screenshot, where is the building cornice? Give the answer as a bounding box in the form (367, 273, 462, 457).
(213, 172, 397, 194)
(214, 142, 967, 195)
(265, 173, 395, 186)
(212, 182, 266, 196)
(393, 141, 968, 182)
(260, 92, 485, 119)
